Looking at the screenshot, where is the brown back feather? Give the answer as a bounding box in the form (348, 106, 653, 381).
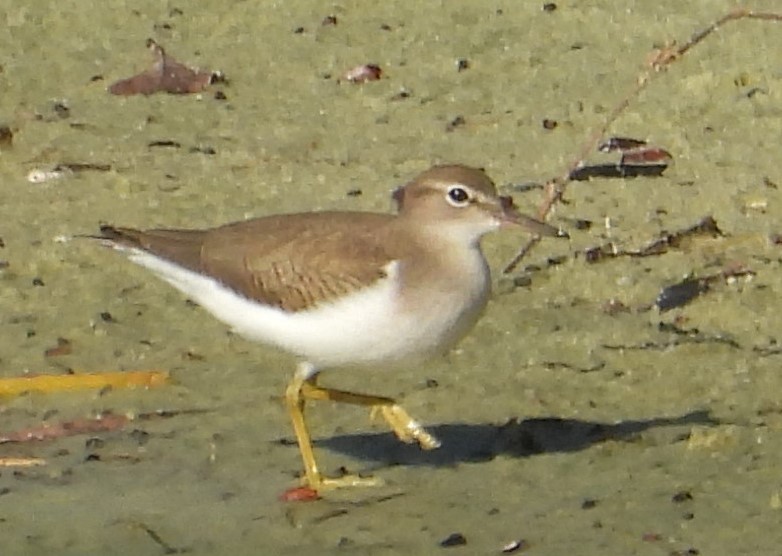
(100, 214, 399, 313)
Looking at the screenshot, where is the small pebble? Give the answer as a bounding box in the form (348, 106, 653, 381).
(672, 490, 693, 503)
(439, 533, 467, 548)
(85, 437, 105, 450)
(342, 64, 382, 83)
(27, 168, 69, 184)
(390, 88, 412, 101)
(501, 539, 530, 553)
(573, 219, 592, 230)
(129, 429, 150, 446)
(0, 125, 12, 148)
(53, 101, 71, 119)
(446, 115, 466, 132)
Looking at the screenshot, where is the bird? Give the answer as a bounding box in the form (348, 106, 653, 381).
(93, 164, 562, 491)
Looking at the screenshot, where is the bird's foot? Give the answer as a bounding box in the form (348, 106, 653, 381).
(371, 404, 441, 450)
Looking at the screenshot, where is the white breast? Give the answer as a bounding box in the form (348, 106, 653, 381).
(123, 247, 490, 370)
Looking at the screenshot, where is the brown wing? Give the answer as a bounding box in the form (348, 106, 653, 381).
(200, 212, 397, 312)
(98, 225, 207, 271)
(99, 213, 399, 313)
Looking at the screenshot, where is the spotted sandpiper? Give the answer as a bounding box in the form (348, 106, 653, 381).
(94, 164, 561, 490)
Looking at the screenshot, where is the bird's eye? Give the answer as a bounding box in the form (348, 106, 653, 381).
(446, 186, 471, 207)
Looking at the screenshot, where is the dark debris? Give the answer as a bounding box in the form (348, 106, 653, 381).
(109, 39, 222, 96)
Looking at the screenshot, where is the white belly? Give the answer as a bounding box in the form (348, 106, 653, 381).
(125, 250, 489, 369)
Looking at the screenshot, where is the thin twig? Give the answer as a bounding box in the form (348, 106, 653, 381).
(502, 9, 782, 274)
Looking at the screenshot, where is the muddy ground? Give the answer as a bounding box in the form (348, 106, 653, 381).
(2, 1, 782, 554)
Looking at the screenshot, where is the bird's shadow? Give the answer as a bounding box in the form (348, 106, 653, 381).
(314, 410, 717, 468)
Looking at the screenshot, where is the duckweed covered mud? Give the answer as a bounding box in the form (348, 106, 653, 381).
(2, 1, 782, 554)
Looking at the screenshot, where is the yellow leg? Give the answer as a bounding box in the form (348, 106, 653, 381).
(284, 374, 323, 489)
(283, 363, 440, 491)
(285, 373, 383, 490)
(300, 381, 440, 449)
